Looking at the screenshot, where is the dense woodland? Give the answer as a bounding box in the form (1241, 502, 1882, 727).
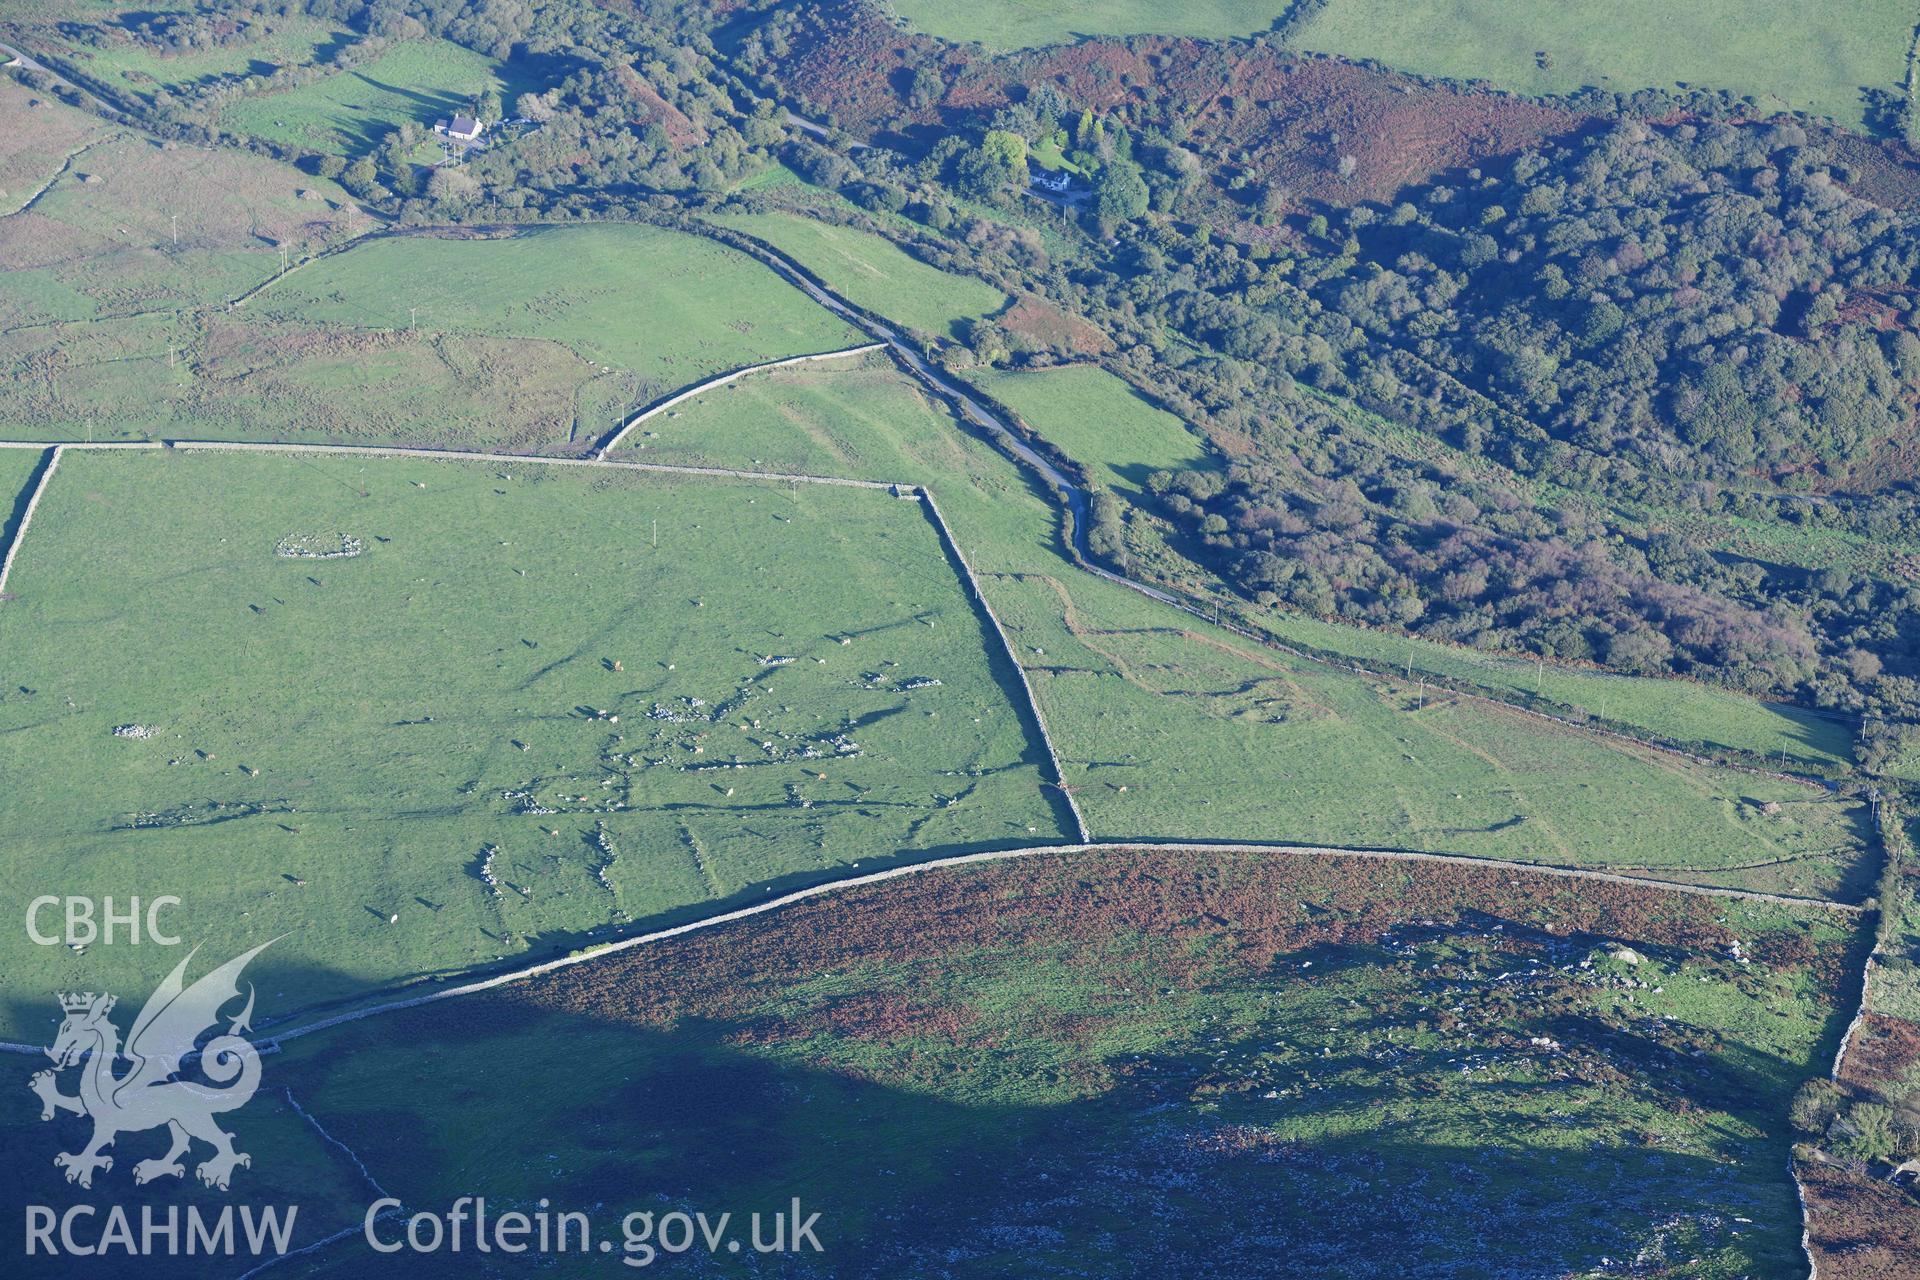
(750, 89, 1920, 746)
(707, 40, 1920, 750)
(16, 0, 1920, 762)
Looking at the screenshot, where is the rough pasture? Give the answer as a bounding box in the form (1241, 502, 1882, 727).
(618, 358, 1870, 899)
(0, 121, 366, 329)
(0, 447, 1064, 1038)
(0, 75, 116, 212)
(251, 225, 863, 425)
(272, 847, 1864, 1278)
(0, 221, 868, 448)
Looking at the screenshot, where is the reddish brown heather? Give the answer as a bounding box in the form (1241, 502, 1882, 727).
(999, 294, 1113, 356)
(773, 3, 1584, 208)
(612, 63, 708, 148)
(1840, 1013, 1920, 1097)
(447, 849, 1815, 1038)
(1801, 1156, 1920, 1280)
(1831, 131, 1920, 212)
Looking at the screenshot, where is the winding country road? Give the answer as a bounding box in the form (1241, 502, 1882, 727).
(705, 223, 1836, 792)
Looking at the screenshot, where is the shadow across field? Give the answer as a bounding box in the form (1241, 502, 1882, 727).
(0, 849, 1856, 1280)
(0, 955, 401, 1280)
(225, 828, 1068, 1037)
(0, 448, 51, 561)
(257, 982, 1820, 1278)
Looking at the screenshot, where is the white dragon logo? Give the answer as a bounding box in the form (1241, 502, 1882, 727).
(29, 940, 274, 1191)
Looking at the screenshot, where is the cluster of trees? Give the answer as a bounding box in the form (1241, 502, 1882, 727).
(1793, 1077, 1918, 1169)
(48, 0, 778, 215)
(769, 100, 1920, 724)
(108, 7, 272, 54)
(402, 6, 793, 209)
(1299, 120, 1920, 496)
(939, 94, 1151, 226)
(1151, 455, 1820, 692)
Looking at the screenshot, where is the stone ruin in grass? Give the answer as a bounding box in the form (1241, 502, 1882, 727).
(276, 533, 364, 560)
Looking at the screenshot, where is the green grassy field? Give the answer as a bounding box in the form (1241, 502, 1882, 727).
(885, 0, 1296, 47)
(259, 847, 1859, 1277)
(611, 353, 939, 476)
(709, 210, 1008, 342)
(616, 360, 1870, 899)
(250, 226, 863, 428)
(0, 447, 1065, 1038)
(1292, 0, 1915, 130)
(968, 364, 1212, 501)
(218, 38, 526, 156)
(994, 570, 1863, 897)
(0, 211, 866, 449)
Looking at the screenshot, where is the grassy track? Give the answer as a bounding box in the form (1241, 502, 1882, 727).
(709, 211, 1008, 341)
(260, 847, 1858, 1278)
(613, 360, 1870, 900)
(968, 363, 1213, 501)
(0, 447, 1063, 1038)
(218, 38, 527, 155)
(1292, 0, 1914, 130)
(1254, 610, 1856, 767)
